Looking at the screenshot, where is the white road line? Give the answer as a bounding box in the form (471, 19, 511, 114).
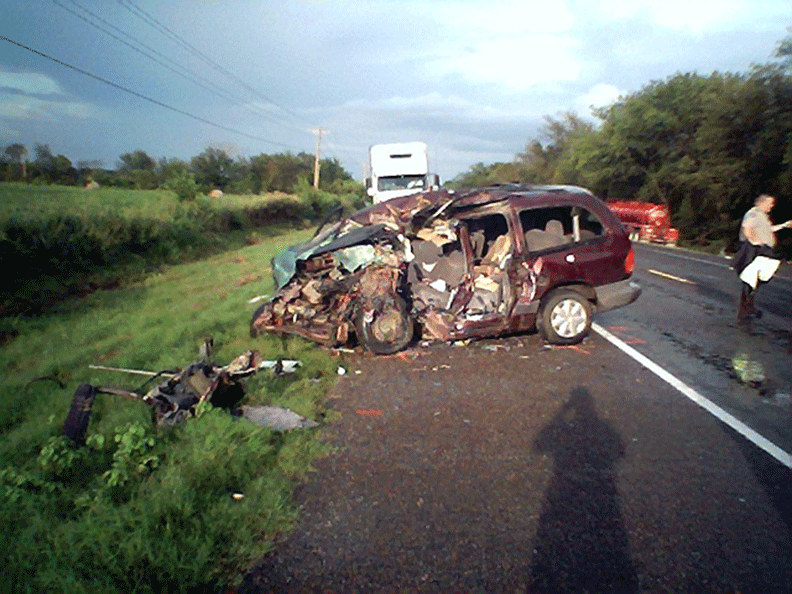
(592, 322, 792, 469)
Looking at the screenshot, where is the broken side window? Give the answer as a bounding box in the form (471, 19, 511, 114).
(574, 205, 604, 238)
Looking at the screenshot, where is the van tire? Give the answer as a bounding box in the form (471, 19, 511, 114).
(538, 289, 592, 345)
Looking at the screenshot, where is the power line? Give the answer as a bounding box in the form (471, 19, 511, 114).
(53, 2, 236, 109)
(0, 36, 302, 150)
(54, 0, 308, 134)
(118, 0, 315, 128)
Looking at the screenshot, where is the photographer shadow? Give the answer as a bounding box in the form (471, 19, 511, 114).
(528, 387, 639, 593)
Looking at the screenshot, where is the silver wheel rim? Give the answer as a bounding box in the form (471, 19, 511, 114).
(550, 298, 588, 338)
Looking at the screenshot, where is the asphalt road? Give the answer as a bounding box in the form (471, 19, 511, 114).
(599, 242, 792, 455)
(245, 242, 792, 593)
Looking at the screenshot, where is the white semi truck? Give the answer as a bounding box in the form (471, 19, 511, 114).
(366, 142, 439, 204)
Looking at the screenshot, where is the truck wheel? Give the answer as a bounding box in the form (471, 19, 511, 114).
(538, 289, 592, 345)
(355, 294, 413, 354)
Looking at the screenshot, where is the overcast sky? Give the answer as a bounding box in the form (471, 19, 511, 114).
(1, 0, 790, 182)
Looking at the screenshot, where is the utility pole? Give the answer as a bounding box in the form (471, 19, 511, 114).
(312, 128, 323, 189)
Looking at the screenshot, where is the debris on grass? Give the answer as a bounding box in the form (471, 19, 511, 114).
(63, 340, 311, 444)
(239, 405, 320, 430)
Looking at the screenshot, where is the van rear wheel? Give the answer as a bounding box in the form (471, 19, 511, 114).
(538, 289, 592, 345)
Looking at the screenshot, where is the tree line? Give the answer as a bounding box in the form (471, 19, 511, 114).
(451, 41, 792, 252)
(4, 36, 790, 251)
(1, 144, 362, 200)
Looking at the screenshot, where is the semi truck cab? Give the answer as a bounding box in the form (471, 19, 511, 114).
(366, 142, 439, 204)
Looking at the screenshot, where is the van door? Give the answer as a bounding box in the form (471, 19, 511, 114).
(448, 211, 517, 338)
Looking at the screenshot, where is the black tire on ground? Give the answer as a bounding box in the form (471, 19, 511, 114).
(62, 383, 97, 445)
(355, 294, 413, 355)
(537, 289, 593, 345)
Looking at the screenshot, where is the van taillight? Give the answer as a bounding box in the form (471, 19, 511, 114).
(625, 247, 635, 275)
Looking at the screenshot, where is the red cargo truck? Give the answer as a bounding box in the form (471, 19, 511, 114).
(607, 201, 679, 245)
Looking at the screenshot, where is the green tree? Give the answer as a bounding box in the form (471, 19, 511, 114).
(162, 169, 199, 201)
(4, 143, 27, 180)
(514, 140, 550, 183)
(543, 113, 596, 185)
(453, 33, 792, 253)
(31, 144, 75, 184)
(247, 152, 353, 194)
(190, 147, 234, 192)
(0, 151, 10, 181)
(449, 162, 501, 188)
(77, 159, 104, 185)
(153, 157, 189, 187)
(510, 112, 597, 185)
(567, 67, 792, 247)
(450, 113, 596, 189)
(117, 150, 156, 172)
(775, 30, 792, 70)
(317, 156, 355, 190)
(116, 150, 158, 189)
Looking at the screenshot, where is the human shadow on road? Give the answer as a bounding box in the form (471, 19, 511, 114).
(528, 386, 639, 593)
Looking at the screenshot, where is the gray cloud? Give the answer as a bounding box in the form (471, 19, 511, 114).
(1, 0, 788, 181)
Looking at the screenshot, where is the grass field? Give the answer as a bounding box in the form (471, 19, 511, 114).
(0, 182, 304, 221)
(0, 225, 338, 593)
(0, 182, 358, 318)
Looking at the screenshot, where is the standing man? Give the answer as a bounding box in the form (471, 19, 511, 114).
(734, 194, 792, 322)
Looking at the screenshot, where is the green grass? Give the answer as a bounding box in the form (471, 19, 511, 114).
(0, 182, 304, 221)
(0, 227, 335, 593)
(0, 183, 337, 317)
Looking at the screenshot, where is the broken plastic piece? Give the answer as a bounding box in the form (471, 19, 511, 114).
(257, 359, 301, 374)
(239, 405, 320, 430)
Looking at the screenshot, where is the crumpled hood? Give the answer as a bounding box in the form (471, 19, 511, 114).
(271, 224, 390, 289)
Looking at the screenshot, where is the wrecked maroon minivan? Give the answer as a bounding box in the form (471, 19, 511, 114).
(250, 184, 640, 354)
